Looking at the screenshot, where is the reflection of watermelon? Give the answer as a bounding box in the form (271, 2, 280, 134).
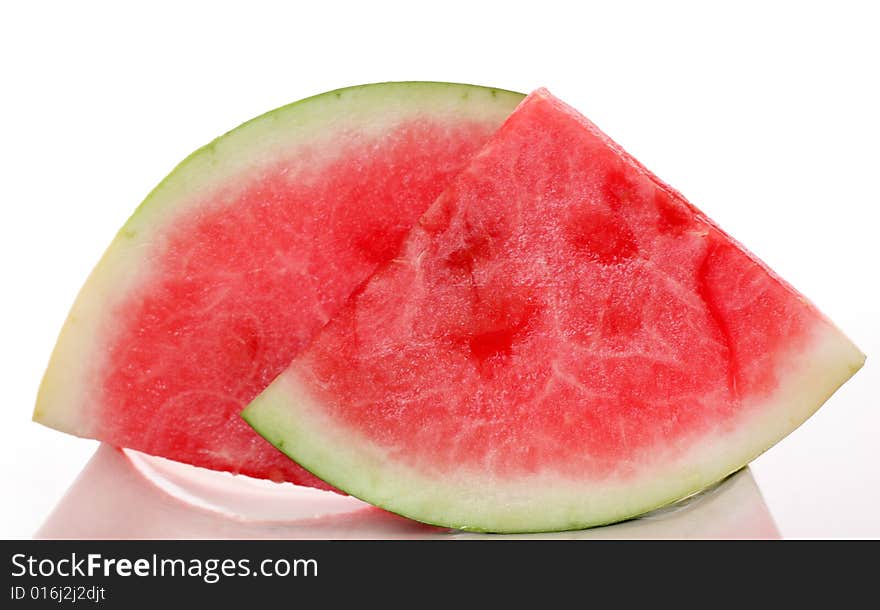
(34, 82, 524, 487)
(244, 89, 865, 532)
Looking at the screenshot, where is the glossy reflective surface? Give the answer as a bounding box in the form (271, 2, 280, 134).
(36, 445, 779, 539)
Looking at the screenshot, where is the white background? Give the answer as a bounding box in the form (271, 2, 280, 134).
(1, 1, 877, 539)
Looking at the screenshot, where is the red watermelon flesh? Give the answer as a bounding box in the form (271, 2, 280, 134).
(243, 89, 865, 531)
(34, 83, 524, 487)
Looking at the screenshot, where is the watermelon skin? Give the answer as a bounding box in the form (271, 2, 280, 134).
(243, 89, 865, 532)
(34, 82, 524, 487)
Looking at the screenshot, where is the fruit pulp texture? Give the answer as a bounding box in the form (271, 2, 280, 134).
(290, 90, 818, 480)
(101, 119, 497, 485)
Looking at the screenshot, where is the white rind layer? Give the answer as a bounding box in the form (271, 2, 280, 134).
(243, 321, 864, 533)
(34, 82, 524, 439)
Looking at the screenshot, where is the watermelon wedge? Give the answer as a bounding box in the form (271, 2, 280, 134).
(243, 89, 865, 532)
(34, 82, 524, 487)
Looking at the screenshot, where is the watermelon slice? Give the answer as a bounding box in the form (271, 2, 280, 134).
(243, 89, 865, 532)
(34, 82, 524, 487)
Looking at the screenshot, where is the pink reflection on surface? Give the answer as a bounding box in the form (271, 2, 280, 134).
(36, 444, 779, 539)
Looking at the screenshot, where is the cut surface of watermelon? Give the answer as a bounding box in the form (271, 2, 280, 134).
(34, 82, 524, 486)
(243, 89, 865, 531)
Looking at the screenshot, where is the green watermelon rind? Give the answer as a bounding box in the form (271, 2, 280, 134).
(242, 324, 864, 533)
(34, 82, 525, 439)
